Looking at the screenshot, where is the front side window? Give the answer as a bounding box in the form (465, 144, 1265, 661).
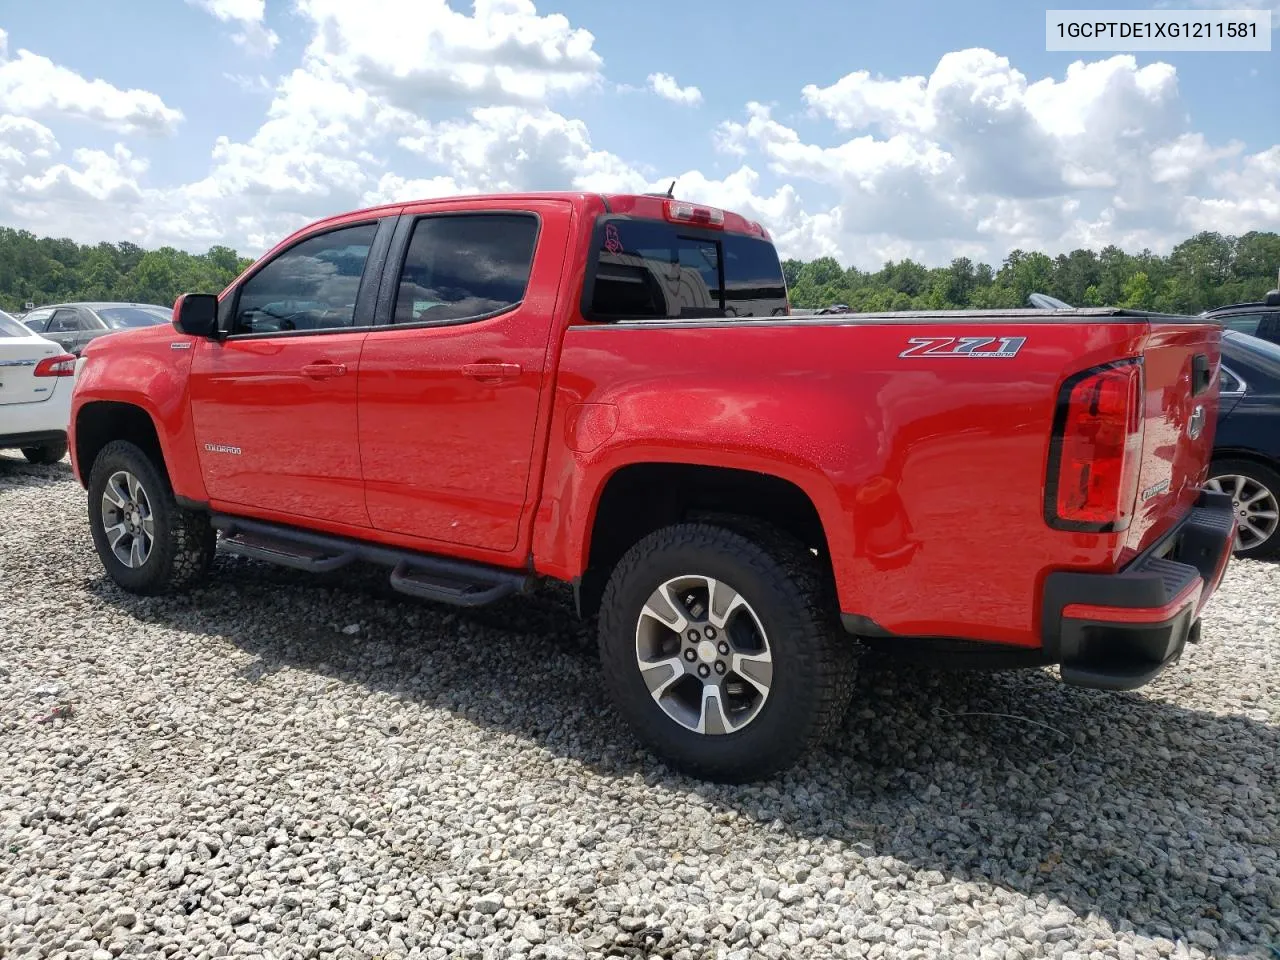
(393, 214, 538, 325)
(234, 223, 378, 335)
(587, 219, 787, 321)
(48, 308, 84, 333)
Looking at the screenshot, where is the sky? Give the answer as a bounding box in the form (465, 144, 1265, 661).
(0, 0, 1276, 268)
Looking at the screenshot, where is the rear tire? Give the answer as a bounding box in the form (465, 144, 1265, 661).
(87, 440, 216, 595)
(597, 522, 855, 783)
(21, 439, 68, 465)
(1208, 459, 1280, 559)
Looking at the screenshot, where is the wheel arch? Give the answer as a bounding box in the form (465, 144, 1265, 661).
(74, 401, 170, 490)
(1210, 448, 1280, 474)
(572, 460, 838, 620)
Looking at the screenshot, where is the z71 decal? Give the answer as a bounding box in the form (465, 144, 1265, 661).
(899, 336, 1027, 359)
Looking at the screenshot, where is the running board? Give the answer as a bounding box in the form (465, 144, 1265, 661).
(220, 529, 356, 572)
(211, 515, 531, 608)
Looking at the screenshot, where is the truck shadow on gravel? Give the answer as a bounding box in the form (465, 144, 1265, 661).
(0, 454, 74, 490)
(91, 556, 1279, 953)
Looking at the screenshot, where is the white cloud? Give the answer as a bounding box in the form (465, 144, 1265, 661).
(296, 0, 603, 106)
(647, 73, 702, 106)
(727, 49, 1278, 263)
(400, 105, 645, 194)
(0, 30, 182, 135)
(19, 145, 147, 203)
(187, 0, 280, 55)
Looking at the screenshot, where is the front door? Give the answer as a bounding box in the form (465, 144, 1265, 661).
(189, 219, 387, 527)
(358, 201, 572, 554)
(45, 308, 91, 356)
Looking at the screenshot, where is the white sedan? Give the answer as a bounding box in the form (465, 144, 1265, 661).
(0, 308, 77, 464)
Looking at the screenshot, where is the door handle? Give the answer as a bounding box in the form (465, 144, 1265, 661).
(462, 362, 521, 380)
(301, 362, 347, 379)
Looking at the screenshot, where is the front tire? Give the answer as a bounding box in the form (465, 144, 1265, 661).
(87, 440, 217, 595)
(21, 439, 68, 465)
(597, 523, 855, 783)
(1207, 459, 1280, 559)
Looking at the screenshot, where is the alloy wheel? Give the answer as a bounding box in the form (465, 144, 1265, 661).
(1207, 473, 1279, 552)
(634, 574, 773, 735)
(100, 470, 155, 568)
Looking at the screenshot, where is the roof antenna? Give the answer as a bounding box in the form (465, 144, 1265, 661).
(665, 180, 676, 198)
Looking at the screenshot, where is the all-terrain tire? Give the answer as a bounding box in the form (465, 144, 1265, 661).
(21, 439, 68, 465)
(87, 440, 216, 595)
(597, 522, 855, 783)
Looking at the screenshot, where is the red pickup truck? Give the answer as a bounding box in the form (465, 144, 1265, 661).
(69, 192, 1236, 782)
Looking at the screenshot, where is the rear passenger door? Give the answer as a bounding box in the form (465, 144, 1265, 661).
(357, 199, 573, 555)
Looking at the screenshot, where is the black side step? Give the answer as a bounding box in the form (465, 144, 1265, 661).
(210, 515, 531, 608)
(220, 528, 356, 573)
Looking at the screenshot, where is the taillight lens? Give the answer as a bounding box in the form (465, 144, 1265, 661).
(34, 354, 78, 377)
(1046, 360, 1144, 532)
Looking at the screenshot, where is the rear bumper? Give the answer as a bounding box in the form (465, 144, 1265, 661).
(0, 379, 72, 451)
(0, 428, 67, 449)
(1041, 490, 1236, 691)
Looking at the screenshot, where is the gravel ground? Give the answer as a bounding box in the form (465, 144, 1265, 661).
(1, 452, 1277, 960)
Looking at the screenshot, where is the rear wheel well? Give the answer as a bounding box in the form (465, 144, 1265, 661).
(75, 402, 167, 488)
(1211, 450, 1280, 473)
(577, 463, 832, 619)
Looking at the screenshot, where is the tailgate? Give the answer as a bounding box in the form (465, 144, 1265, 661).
(1123, 320, 1221, 559)
(0, 341, 60, 406)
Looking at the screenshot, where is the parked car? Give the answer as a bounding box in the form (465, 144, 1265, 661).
(1203, 277, 1280, 346)
(0, 308, 77, 463)
(1209, 329, 1280, 558)
(21, 302, 172, 356)
(68, 191, 1234, 782)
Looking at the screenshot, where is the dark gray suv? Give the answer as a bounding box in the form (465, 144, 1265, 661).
(21, 302, 172, 356)
(1204, 279, 1280, 346)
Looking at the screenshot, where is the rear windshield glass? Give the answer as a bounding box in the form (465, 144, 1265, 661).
(586, 219, 788, 321)
(0, 310, 29, 337)
(98, 306, 171, 329)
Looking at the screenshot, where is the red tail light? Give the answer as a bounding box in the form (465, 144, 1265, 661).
(1046, 360, 1144, 532)
(664, 199, 724, 228)
(34, 354, 78, 377)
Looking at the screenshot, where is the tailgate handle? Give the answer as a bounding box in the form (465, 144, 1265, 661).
(1191, 354, 1212, 396)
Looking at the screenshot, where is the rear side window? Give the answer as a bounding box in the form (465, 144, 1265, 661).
(393, 214, 538, 325)
(1221, 313, 1264, 336)
(99, 307, 169, 329)
(0, 310, 28, 337)
(586, 219, 787, 321)
(234, 222, 378, 335)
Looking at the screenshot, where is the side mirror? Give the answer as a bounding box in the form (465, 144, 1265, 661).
(1265, 290, 1280, 307)
(173, 293, 220, 338)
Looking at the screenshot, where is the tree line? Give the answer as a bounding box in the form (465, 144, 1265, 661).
(0, 223, 1276, 316)
(783, 230, 1280, 313)
(0, 227, 254, 314)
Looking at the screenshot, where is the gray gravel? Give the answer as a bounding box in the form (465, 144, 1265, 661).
(1, 451, 1277, 960)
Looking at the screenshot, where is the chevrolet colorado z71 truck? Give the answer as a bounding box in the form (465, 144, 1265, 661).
(70, 192, 1236, 782)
